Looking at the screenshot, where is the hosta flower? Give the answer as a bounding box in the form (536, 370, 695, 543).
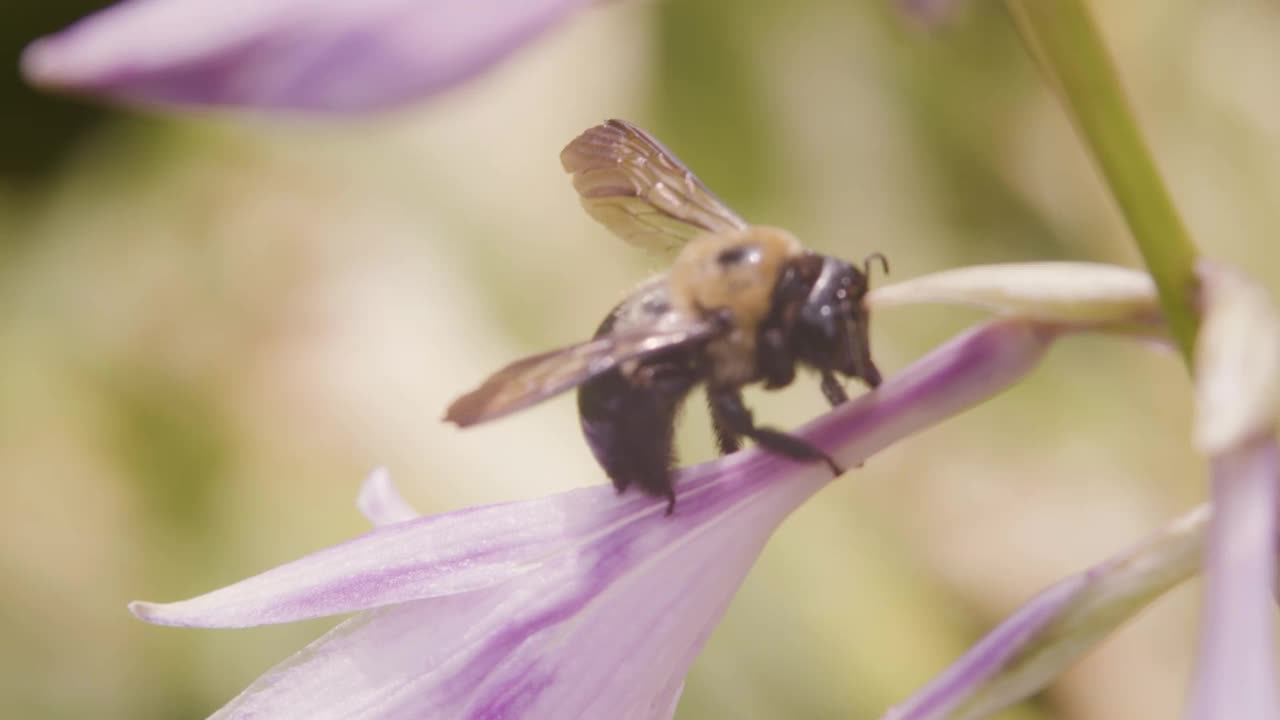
(882, 262, 1280, 720)
(130, 262, 1280, 718)
(132, 263, 1185, 719)
(22, 0, 592, 111)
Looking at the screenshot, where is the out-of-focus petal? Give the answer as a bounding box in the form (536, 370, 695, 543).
(1193, 262, 1280, 454)
(22, 0, 591, 112)
(357, 467, 421, 527)
(885, 505, 1209, 720)
(897, 0, 965, 26)
(1188, 436, 1280, 720)
(867, 262, 1160, 333)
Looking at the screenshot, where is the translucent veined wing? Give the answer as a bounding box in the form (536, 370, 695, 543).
(560, 119, 749, 252)
(445, 319, 720, 426)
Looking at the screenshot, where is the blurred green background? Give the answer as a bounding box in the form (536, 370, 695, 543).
(4, 1, 1279, 718)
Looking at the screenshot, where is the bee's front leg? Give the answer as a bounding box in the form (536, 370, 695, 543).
(707, 387, 842, 476)
(819, 370, 849, 407)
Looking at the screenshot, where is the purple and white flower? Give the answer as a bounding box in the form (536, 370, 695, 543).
(883, 262, 1280, 720)
(134, 313, 1059, 719)
(137, 262, 1280, 720)
(22, 0, 593, 111)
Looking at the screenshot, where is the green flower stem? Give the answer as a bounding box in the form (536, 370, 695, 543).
(1007, 0, 1200, 364)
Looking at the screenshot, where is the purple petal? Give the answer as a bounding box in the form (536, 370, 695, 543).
(135, 319, 1060, 718)
(886, 505, 1209, 720)
(208, 476, 795, 719)
(885, 578, 1088, 720)
(132, 319, 1056, 631)
(357, 468, 421, 527)
(22, 0, 591, 111)
(1188, 435, 1280, 720)
(130, 481, 667, 627)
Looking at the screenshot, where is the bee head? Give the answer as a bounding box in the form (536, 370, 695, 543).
(793, 255, 884, 388)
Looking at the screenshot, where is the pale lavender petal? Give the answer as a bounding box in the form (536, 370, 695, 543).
(1188, 436, 1280, 720)
(885, 578, 1087, 720)
(886, 505, 1209, 720)
(131, 483, 667, 627)
(22, 0, 591, 111)
(209, 480, 786, 719)
(357, 468, 420, 527)
(132, 318, 1056, 630)
(145, 318, 1059, 719)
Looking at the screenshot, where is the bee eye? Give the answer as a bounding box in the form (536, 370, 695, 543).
(716, 245, 754, 266)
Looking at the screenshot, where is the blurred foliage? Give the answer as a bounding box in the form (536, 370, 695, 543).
(2, 0, 1278, 719)
(652, 0, 782, 215)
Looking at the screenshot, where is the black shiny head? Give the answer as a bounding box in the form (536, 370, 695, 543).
(790, 254, 884, 389)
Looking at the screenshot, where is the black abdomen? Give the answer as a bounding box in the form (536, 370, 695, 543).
(577, 351, 699, 512)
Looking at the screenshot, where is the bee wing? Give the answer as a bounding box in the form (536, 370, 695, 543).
(560, 119, 749, 252)
(445, 320, 718, 427)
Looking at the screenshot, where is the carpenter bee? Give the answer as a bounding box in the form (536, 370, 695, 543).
(445, 119, 885, 513)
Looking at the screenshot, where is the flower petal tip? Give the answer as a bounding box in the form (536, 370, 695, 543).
(20, 37, 69, 89)
(1194, 263, 1280, 453)
(129, 600, 175, 626)
(356, 467, 421, 527)
(18, 0, 597, 112)
(868, 262, 1159, 331)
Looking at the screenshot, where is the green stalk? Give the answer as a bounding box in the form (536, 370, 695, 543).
(1007, 0, 1200, 364)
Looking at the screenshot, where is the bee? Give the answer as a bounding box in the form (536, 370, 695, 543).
(445, 119, 886, 513)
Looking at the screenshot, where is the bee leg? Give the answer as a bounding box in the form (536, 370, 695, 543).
(819, 370, 849, 407)
(708, 393, 743, 456)
(708, 388, 843, 476)
(819, 371, 867, 469)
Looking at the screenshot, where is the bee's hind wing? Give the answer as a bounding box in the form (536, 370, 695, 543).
(561, 119, 748, 252)
(444, 320, 719, 427)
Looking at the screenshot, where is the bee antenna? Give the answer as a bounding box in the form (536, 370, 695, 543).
(863, 252, 889, 279)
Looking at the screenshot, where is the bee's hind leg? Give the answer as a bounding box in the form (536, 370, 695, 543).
(708, 388, 843, 476)
(708, 392, 743, 456)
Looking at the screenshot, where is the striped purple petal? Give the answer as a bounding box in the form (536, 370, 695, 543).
(134, 318, 1058, 719)
(22, 0, 592, 111)
(885, 505, 1208, 720)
